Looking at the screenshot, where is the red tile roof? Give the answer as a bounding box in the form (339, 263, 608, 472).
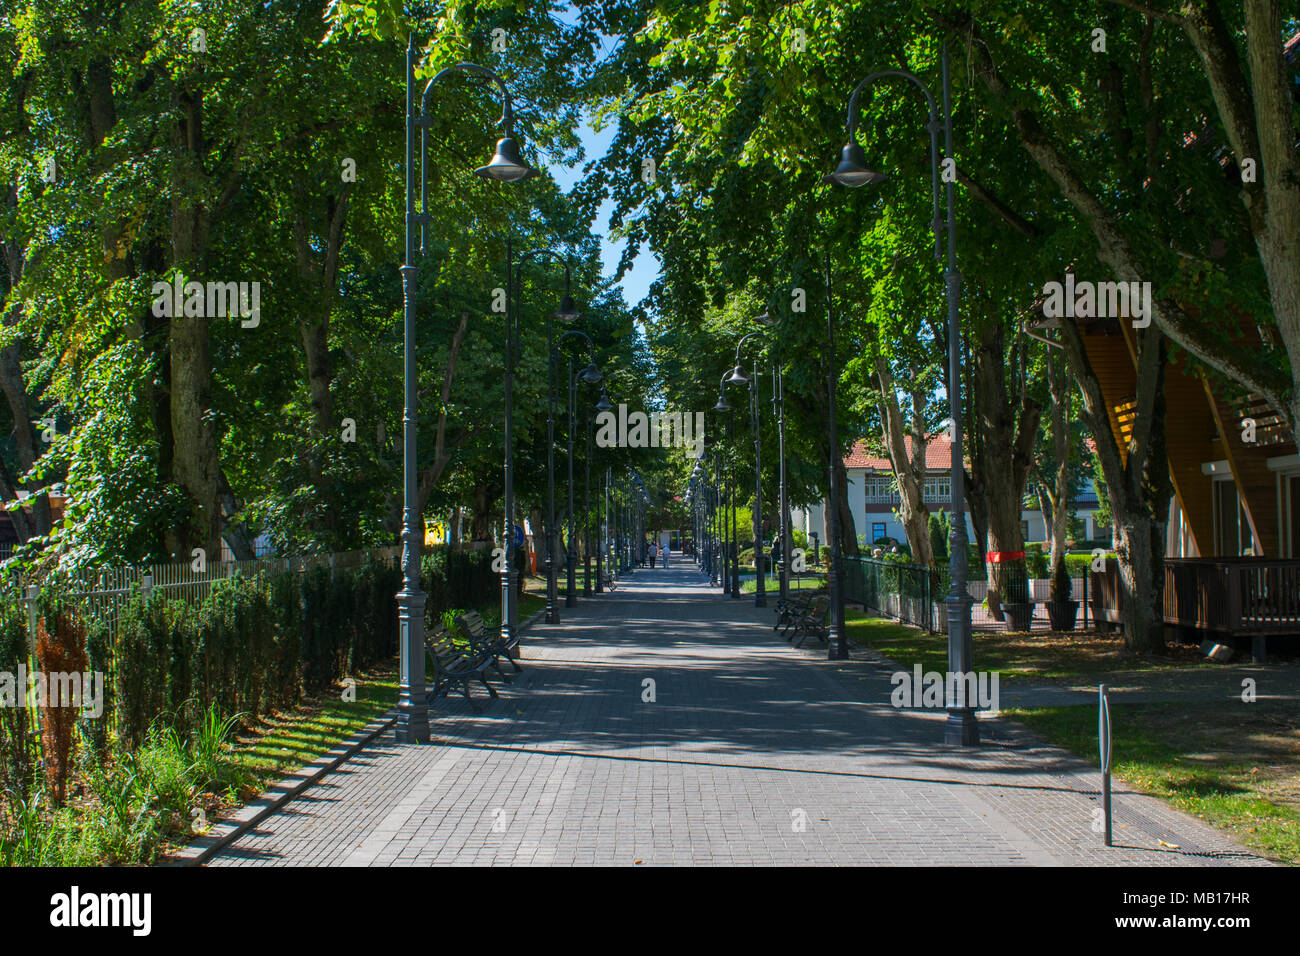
(845, 435, 954, 471)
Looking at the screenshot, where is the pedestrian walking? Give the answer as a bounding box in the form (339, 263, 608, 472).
(649, 542, 658, 568)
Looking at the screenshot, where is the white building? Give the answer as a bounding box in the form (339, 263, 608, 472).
(791, 435, 1105, 551)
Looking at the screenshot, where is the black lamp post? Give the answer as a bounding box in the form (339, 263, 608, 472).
(557, 332, 603, 607)
(825, 43, 976, 746)
(713, 376, 739, 597)
(397, 39, 534, 744)
(511, 254, 581, 627)
(725, 331, 767, 607)
(603, 467, 611, 585)
(773, 358, 790, 603)
(753, 307, 790, 605)
(821, 252, 848, 661)
(587, 386, 612, 595)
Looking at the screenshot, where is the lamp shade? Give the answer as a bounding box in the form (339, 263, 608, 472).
(823, 142, 886, 187)
(713, 393, 731, 412)
(595, 389, 612, 412)
(724, 364, 749, 385)
(580, 362, 602, 385)
(552, 294, 582, 323)
(474, 136, 537, 182)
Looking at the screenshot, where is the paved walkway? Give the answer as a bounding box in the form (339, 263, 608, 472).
(207, 565, 1268, 866)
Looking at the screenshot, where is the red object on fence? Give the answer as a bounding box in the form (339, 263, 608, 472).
(986, 551, 1026, 563)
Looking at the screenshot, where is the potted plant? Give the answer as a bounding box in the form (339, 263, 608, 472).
(999, 561, 1034, 631)
(1046, 557, 1079, 631)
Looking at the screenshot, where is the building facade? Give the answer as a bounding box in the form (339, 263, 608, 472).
(792, 434, 1103, 551)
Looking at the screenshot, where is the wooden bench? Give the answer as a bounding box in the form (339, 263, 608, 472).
(455, 611, 522, 677)
(790, 595, 830, 648)
(774, 590, 827, 639)
(425, 624, 497, 708)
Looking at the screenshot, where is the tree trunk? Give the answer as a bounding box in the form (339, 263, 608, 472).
(471, 483, 492, 542)
(0, 457, 32, 541)
(0, 182, 51, 539)
(167, 87, 226, 559)
(969, 318, 1041, 616)
(1047, 347, 1071, 577)
(831, 455, 859, 556)
(450, 507, 462, 551)
(1057, 315, 1170, 653)
(876, 358, 932, 566)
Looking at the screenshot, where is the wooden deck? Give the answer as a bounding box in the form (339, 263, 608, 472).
(1091, 558, 1300, 660)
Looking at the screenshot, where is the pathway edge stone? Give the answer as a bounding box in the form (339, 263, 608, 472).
(164, 709, 397, 867)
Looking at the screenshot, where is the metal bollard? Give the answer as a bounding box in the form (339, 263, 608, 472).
(1099, 683, 1112, 847)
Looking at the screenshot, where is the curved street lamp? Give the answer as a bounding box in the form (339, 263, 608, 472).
(397, 40, 535, 744)
(509, 251, 581, 627)
(710, 370, 740, 598)
(726, 331, 767, 608)
(825, 43, 976, 747)
(558, 329, 604, 607)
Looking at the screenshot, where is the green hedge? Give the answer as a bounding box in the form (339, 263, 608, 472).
(77, 549, 495, 753)
(0, 598, 35, 798)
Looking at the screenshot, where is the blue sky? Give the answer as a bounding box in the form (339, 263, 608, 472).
(545, 117, 659, 309)
(544, 4, 659, 309)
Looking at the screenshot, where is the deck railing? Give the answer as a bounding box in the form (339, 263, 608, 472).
(1093, 557, 1300, 634)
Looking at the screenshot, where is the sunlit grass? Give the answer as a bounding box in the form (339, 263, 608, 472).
(1008, 702, 1300, 866)
(843, 609, 1212, 681)
(228, 667, 397, 781)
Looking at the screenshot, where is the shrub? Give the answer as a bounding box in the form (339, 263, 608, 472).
(33, 606, 89, 806)
(1050, 557, 1072, 602)
(928, 512, 950, 561)
(110, 589, 182, 750)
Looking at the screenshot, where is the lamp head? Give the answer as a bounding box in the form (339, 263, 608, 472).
(724, 364, 749, 385)
(552, 293, 582, 323)
(713, 392, 731, 413)
(756, 308, 779, 327)
(474, 136, 537, 182)
(823, 141, 886, 188)
(595, 388, 612, 412)
(580, 362, 602, 386)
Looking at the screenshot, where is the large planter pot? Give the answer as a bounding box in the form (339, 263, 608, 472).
(1046, 599, 1079, 632)
(1002, 602, 1034, 632)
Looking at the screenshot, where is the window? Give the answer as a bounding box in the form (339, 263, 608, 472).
(1021, 519, 1030, 541)
(1213, 479, 1258, 556)
(872, 522, 887, 542)
(863, 474, 899, 504)
(922, 475, 951, 503)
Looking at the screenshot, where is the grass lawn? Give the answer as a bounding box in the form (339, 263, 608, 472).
(842, 608, 1211, 682)
(1007, 701, 1300, 866)
(226, 665, 397, 784)
(842, 608, 1299, 865)
(741, 574, 826, 594)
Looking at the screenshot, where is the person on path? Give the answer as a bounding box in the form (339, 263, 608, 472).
(649, 542, 658, 568)
(661, 542, 670, 568)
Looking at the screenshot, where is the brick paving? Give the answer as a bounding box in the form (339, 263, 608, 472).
(207, 564, 1269, 866)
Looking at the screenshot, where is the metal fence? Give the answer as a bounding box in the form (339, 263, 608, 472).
(840, 556, 938, 631)
(3, 546, 402, 649)
(840, 555, 1092, 633)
